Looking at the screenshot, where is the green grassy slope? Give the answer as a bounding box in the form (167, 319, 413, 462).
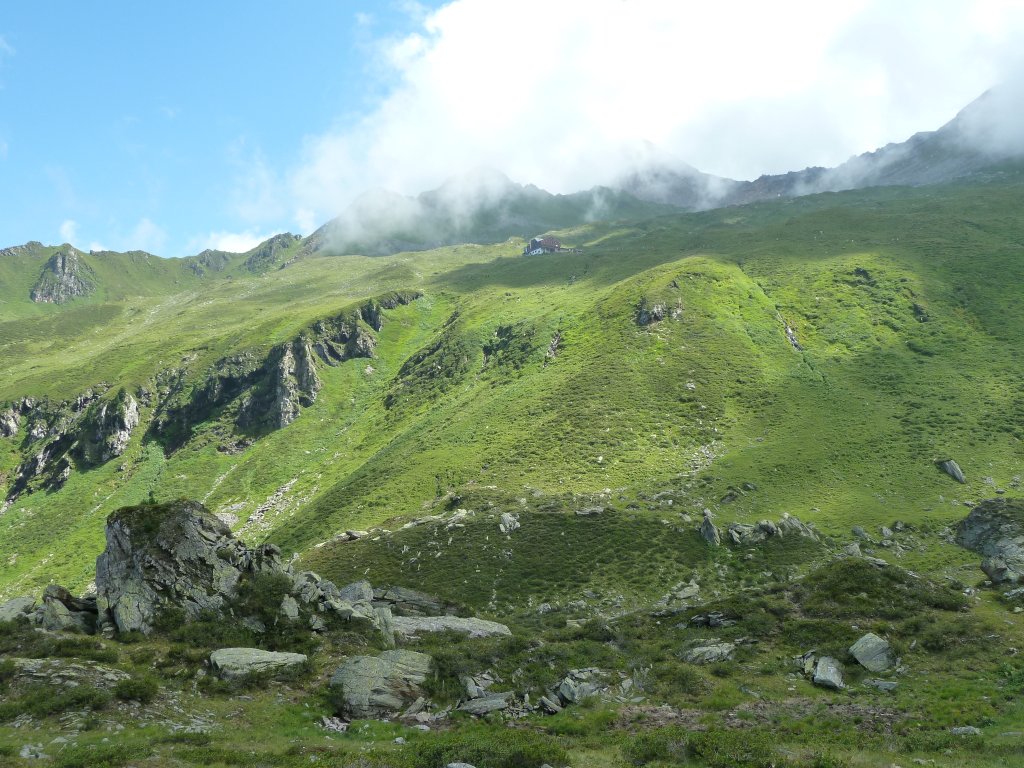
(2, 173, 1024, 598)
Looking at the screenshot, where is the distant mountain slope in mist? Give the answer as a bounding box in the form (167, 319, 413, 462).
(301, 168, 674, 257)
(621, 82, 1024, 209)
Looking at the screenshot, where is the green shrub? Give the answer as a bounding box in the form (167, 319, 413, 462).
(794, 559, 967, 620)
(408, 726, 568, 768)
(651, 660, 710, 697)
(114, 674, 159, 703)
(51, 743, 152, 768)
(0, 657, 16, 691)
(0, 682, 110, 721)
(623, 727, 794, 768)
(0, 620, 118, 663)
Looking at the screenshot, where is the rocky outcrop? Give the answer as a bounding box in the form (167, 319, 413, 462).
(91, 499, 401, 643)
(94, 500, 284, 634)
(849, 633, 895, 672)
(390, 615, 512, 640)
(243, 233, 302, 273)
(77, 389, 140, 464)
(955, 499, 1024, 584)
(209, 648, 308, 679)
(30, 246, 96, 304)
(237, 339, 321, 430)
(152, 292, 420, 447)
(329, 650, 432, 719)
(372, 585, 457, 617)
(3, 389, 134, 504)
(0, 407, 19, 438)
(636, 300, 666, 326)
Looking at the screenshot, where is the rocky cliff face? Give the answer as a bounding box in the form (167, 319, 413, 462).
(3, 291, 422, 505)
(77, 389, 140, 464)
(2, 388, 143, 507)
(29, 246, 96, 304)
(237, 339, 322, 430)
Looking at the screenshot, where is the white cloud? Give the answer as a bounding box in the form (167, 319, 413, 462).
(59, 219, 78, 244)
(187, 229, 275, 254)
(0, 35, 13, 58)
(280, 0, 1024, 226)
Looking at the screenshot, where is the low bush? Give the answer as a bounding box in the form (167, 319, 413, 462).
(114, 674, 160, 703)
(407, 726, 568, 768)
(0, 682, 110, 721)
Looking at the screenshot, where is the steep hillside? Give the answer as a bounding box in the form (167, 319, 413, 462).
(2, 170, 1024, 602)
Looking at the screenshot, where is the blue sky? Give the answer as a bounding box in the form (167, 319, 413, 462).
(1, 1, 1022, 257)
(0, 1, 442, 255)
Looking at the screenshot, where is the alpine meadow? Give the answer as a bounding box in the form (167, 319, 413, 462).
(2, 5, 1024, 768)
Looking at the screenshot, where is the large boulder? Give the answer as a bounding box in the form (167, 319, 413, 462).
(849, 633, 895, 672)
(329, 650, 432, 719)
(94, 500, 285, 634)
(956, 499, 1024, 584)
(209, 648, 308, 679)
(700, 511, 721, 546)
(390, 615, 511, 640)
(937, 459, 967, 484)
(0, 596, 36, 623)
(812, 656, 845, 690)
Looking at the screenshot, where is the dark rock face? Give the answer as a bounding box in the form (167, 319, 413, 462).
(636, 301, 666, 326)
(237, 339, 322, 430)
(77, 389, 140, 464)
(4, 388, 141, 506)
(955, 499, 1024, 584)
(30, 247, 96, 304)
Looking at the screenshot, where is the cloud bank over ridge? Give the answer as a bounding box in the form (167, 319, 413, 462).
(271, 0, 1024, 232)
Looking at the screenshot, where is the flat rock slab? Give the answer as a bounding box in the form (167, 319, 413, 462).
(681, 642, 735, 664)
(458, 691, 514, 715)
(210, 648, 308, 679)
(330, 649, 432, 719)
(849, 633, 895, 672)
(391, 615, 511, 639)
